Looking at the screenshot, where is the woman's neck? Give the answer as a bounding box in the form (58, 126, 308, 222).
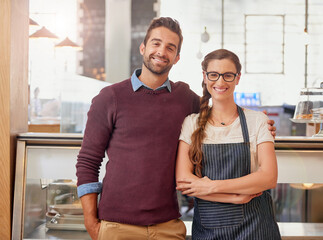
(209, 99, 238, 126)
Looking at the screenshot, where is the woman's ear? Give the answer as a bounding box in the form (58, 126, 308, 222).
(203, 71, 207, 85)
(235, 72, 241, 85)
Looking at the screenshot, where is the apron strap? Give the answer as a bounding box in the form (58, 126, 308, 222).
(237, 105, 250, 144)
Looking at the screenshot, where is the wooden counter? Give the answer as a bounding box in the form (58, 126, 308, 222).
(28, 124, 60, 133)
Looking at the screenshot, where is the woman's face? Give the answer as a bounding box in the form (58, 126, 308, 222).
(203, 58, 241, 102)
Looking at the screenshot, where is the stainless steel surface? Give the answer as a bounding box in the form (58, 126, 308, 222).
(46, 223, 86, 231)
(275, 136, 323, 149)
(275, 136, 323, 141)
(24, 223, 90, 240)
(12, 134, 323, 239)
(290, 118, 323, 124)
(17, 133, 83, 146)
(18, 132, 83, 139)
(12, 134, 85, 240)
(17, 133, 323, 148)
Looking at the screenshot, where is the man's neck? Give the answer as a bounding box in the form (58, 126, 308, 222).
(138, 66, 169, 90)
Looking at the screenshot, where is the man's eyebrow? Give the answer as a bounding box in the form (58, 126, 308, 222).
(150, 38, 162, 43)
(150, 38, 177, 49)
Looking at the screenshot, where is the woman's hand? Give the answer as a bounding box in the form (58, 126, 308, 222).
(177, 176, 262, 204)
(177, 176, 214, 196)
(230, 192, 263, 204)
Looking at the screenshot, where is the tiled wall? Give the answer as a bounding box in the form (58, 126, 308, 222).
(77, 0, 323, 106)
(160, 0, 323, 106)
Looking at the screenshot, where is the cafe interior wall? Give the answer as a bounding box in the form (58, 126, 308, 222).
(28, 0, 323, 133)
(29, 0, 110, 133)
(159, 0, 323, 106)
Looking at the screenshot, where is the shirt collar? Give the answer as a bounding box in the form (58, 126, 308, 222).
(131, 69, 172, 92)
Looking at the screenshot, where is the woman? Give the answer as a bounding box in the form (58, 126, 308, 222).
(176, 49, 281, 239)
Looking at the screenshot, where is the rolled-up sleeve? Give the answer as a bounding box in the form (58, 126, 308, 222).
(77, 182, 102, 198)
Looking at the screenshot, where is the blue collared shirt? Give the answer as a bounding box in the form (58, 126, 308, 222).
(131, 68, 171, 92)
(77, 69, 171, 198)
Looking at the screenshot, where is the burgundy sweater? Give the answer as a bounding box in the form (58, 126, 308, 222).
(76, 79, 199, 225)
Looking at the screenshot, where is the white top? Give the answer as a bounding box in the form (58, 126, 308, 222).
(179, 108, 274, 173)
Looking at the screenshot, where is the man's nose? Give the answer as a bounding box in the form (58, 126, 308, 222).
(156, 46, 166, 56)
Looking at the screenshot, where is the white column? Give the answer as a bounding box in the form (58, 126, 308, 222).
(105, 0, 131, 83)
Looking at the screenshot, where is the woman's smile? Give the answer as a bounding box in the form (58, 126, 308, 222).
(212, 86, 228, 93)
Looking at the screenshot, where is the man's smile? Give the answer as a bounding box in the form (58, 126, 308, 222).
(151, 55, 168, 64)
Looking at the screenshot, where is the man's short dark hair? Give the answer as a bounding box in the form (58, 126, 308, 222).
(143, 17, 183, 55)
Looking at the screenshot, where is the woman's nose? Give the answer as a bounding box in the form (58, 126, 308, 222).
(217, 75, 226, 84)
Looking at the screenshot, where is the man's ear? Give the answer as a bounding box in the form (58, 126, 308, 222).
(139, 42, 145, 55)
(174, 53, 180, 65)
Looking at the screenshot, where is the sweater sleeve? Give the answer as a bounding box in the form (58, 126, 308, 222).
(76, 86, 116, 186)
(192, 91, 201, 114)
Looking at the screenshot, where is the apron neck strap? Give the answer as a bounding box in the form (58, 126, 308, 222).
(237, 105, 250, 143)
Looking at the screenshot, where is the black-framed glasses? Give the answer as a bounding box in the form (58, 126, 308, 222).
(205, 71, 238, 82)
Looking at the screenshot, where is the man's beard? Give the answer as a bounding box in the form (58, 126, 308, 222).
(143, 54, 173, 75)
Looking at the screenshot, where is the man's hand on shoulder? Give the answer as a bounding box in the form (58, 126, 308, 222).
(262, 110, 276, 138)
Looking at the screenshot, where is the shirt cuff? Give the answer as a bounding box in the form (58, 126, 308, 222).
(77, 182, 102, 198)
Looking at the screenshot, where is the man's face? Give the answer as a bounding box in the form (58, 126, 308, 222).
(140, 27, 180, 75)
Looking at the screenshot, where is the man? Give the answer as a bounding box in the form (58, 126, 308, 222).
(76, 17, 276, 240)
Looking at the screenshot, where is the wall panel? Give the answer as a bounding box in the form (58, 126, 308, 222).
(0, 0, 29, 239)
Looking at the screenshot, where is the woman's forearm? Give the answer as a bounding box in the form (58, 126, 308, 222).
(176, 141, 276, 198)
(195, 192, 261, 204)
(176, 170, 264, 203)
(211, 142, 278, 195)
(196, 193, 237, 203)
(211, 170, 276, 195)
(177, 174, 269, 199)
(177, 143, 277, 196)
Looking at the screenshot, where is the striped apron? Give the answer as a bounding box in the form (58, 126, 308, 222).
(192, 106, 281, 240)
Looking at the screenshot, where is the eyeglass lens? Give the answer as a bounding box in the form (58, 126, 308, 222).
(207, 72, 236, 82)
